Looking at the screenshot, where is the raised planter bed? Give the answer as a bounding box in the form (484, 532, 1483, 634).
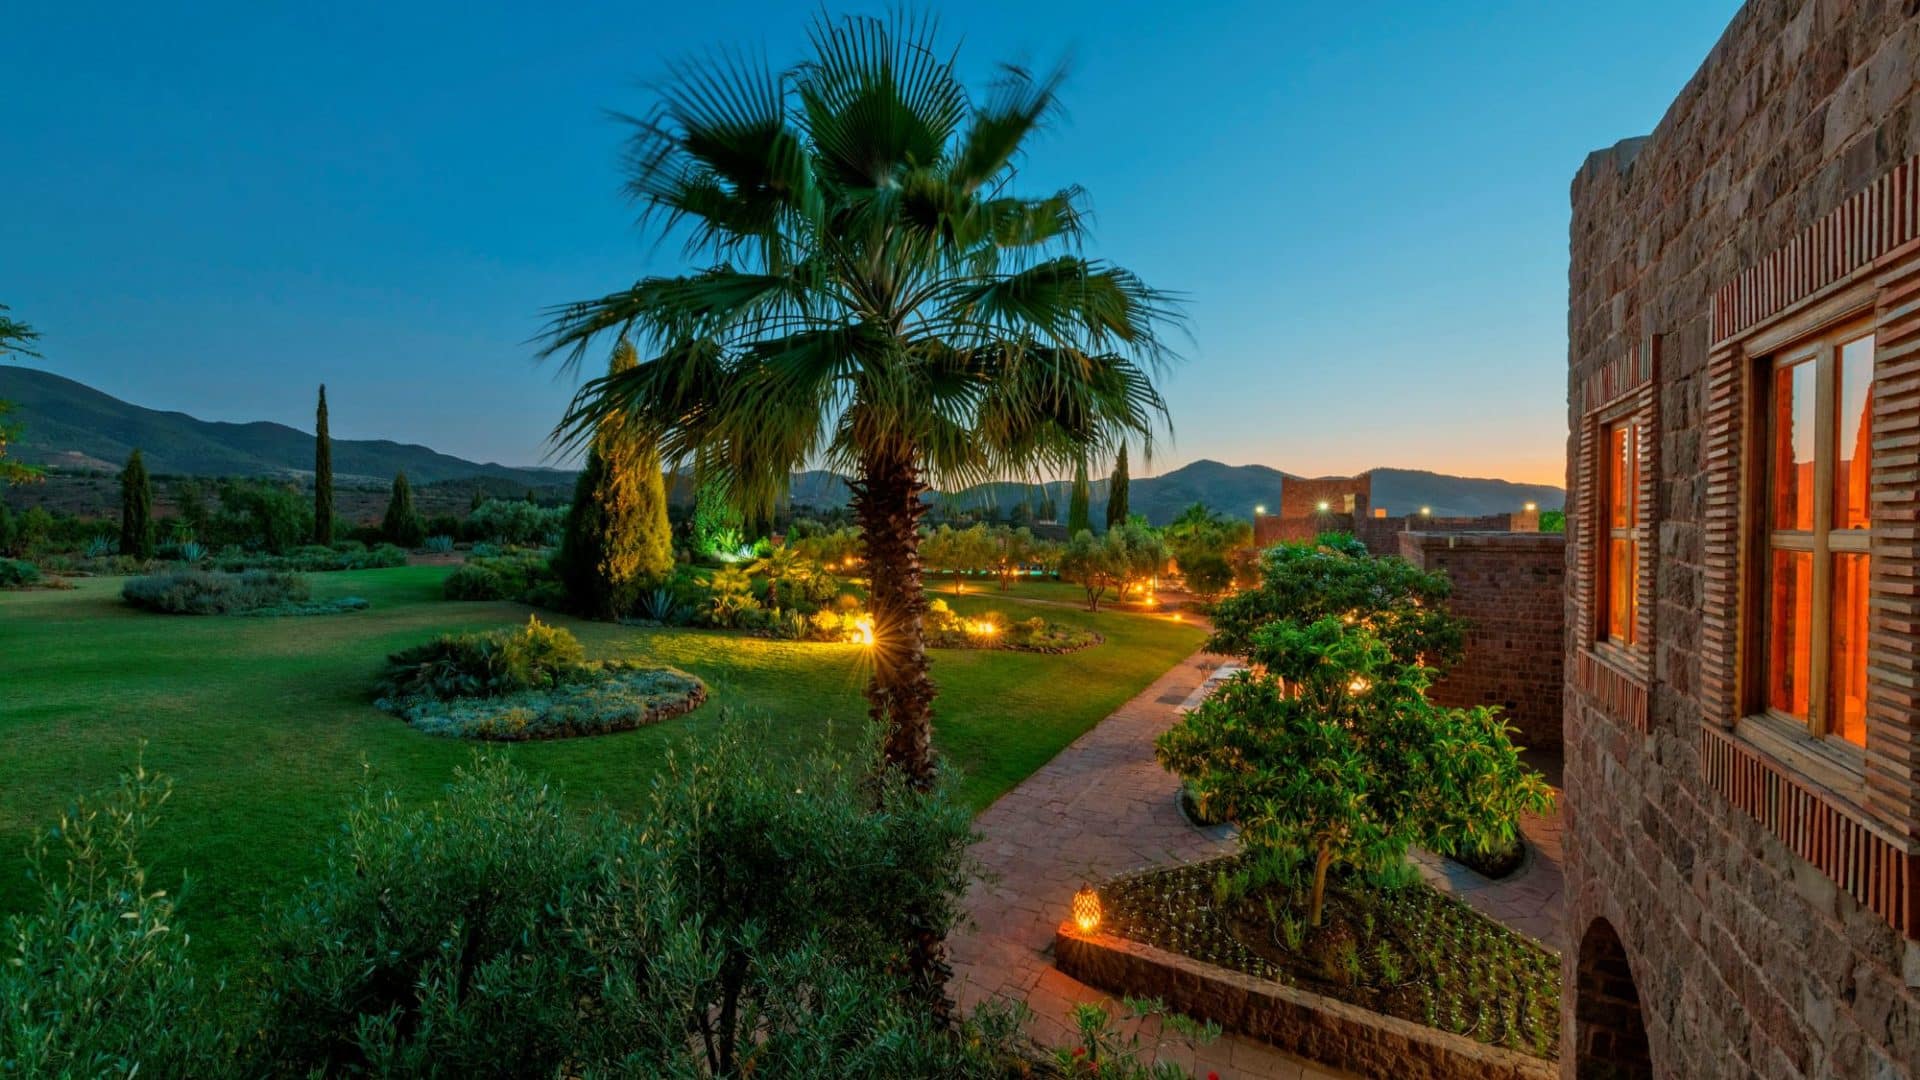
(1054, 923, 1554, 1080)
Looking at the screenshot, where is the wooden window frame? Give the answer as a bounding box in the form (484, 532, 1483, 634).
(1593, 406, 1646, 662)
(1733, 303, 1875, 795)
(1749, 319, 1873, 752)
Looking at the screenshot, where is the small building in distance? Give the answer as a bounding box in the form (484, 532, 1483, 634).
(1252, 470, 1540, 554)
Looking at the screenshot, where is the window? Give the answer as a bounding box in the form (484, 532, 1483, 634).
(1598, 416, 1643, 649)
(1760, 325, 1874, 747)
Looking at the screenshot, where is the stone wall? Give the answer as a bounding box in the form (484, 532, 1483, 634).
(1565, 2, 1920, 1076)
(1400, 531, 1565, 752)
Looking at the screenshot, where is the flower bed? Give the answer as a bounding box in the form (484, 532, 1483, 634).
(122, 570, 363, 616)
(1094, 856, 1559, 1061)
(923, 601, 1102, 654)
(375, 618, 707, 741)
(380, 663, 707, 741)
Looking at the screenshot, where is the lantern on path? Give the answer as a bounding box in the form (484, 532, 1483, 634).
(1072, 884, 1102, 934)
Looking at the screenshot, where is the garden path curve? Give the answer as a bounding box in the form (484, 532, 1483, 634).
(947, 647, 1352, 1079)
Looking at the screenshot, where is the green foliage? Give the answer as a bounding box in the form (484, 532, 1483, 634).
(0, 305, 45, 485)
(464, 498, 567, 546)
(246, 724, 999, 1076)
(376, 616, 586, 702)
(119, 449, 154, 559)
(1157, 618, 1553, 925)
(212, 479, 311, 556)
(313, 385, 333, 545)
(1538, 509, 1565, 534)
(1068, 458, 1092, 536)
(210, 542, 406, 574)
(1058, 519, 1167, 611)
(0, 556, 38, 588)
(0, 759, 232, 1076)
(1208, 533, 1464, 674)
(920, 522, 999, 593)
(121, 569, 312, 615)
(690, 475, 746, 560)
(381, 471, 424, 547)
(1166, 502, 1253, 601)
(1105, 444, 1130, 529)
(441, 551, 553, 601)
(0, 500, 14, 556)
(1057, 997, 1218, 1078)
(557, 340, 675, 619)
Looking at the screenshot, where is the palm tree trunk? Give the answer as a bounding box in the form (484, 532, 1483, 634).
(848, 445, 950, 1024)
(850, 447, 936, 788)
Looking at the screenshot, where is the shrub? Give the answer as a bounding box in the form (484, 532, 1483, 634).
(465, 499, 567, 546)
(441, 551, 552, 601)
(376, 616, 585, 702)
(212, 479, 312, 555)
(210, 543, 405, 574)
(424, 513, 462, 539)
(0, 761, 232, 1074)
(250, 723, 1001, 1076)
(0, 557, 40, 588)
(158, 539, 207, 563)
(422, 534, 455, 553)
(121, 569, 311, 615)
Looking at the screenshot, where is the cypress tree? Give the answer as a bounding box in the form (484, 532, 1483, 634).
(382, 471, 424, 546)
(1067, 458, 1091, 537)
(558, 340, 674, 618)
(1106, 444, 1130, 530)
(119, 449, 154, 559)
(313, 384, 334, 545)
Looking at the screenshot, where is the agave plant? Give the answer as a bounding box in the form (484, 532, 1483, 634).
(544, 13, 1178, 797)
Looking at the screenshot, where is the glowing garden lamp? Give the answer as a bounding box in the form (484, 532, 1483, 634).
(852, 615, 875, 646)
(1072, 884, 1102, 933)
(1419, 506, 1432, 516)
(1317, 500, 1330, 512)
(1524, 502, 1537, 512)
(1254, 505, 1266, 515)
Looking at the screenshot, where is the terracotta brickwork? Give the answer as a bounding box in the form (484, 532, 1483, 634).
(1400, 531, 1566, 752)
(1565, 3, 1920, 1077)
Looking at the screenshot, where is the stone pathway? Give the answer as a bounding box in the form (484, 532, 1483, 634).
(948, 648, 1350, 1079)
(1407, 751, 1567, 952)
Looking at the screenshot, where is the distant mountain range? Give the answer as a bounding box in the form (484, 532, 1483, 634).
(0, 365, 568, 487)
(0, 365, 1564, 520)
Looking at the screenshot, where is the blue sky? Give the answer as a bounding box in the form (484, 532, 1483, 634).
(2, 2, 1737, 487)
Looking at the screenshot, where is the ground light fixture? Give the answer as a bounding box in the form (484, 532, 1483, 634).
(1317, 500, 1330, 512)
(1524, 502, 1537, 511)
(1072, 884, 1102, 933)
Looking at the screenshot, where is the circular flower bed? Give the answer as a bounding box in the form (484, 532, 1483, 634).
(375, 617, 707, 741)
(382, 664, 707, 741)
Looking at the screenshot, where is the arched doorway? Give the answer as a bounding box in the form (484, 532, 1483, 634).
(1574, 917, 1653, 1078)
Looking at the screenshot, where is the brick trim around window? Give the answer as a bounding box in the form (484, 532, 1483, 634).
(1572, 338, 1656, 733)
(1701, 155, 1920, 939)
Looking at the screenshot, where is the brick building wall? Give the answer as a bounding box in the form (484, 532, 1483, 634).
(1565, 3, 1920, 1077)
(1399, 531, 1565, 752)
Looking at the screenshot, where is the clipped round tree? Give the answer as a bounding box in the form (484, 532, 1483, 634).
(119, 448, 154, 559)
(382, 471, 425, 548)
(557, 340, 674, 618)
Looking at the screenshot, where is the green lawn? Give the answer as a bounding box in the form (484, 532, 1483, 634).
(0, 566, 1202, 970)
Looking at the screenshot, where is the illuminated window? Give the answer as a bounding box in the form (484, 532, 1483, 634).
(1598, 417, 1642, 648)
(1762, 327, 1874, 747)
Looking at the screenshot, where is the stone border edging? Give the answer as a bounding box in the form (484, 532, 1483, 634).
(1053, 923, 1555, 1080)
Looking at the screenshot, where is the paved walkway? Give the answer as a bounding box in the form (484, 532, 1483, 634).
(1407, 750, 1567, 952)
(948, 649, 1348, 1078)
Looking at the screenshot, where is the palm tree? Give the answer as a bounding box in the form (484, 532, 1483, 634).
(545, 13, 1179, 795)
